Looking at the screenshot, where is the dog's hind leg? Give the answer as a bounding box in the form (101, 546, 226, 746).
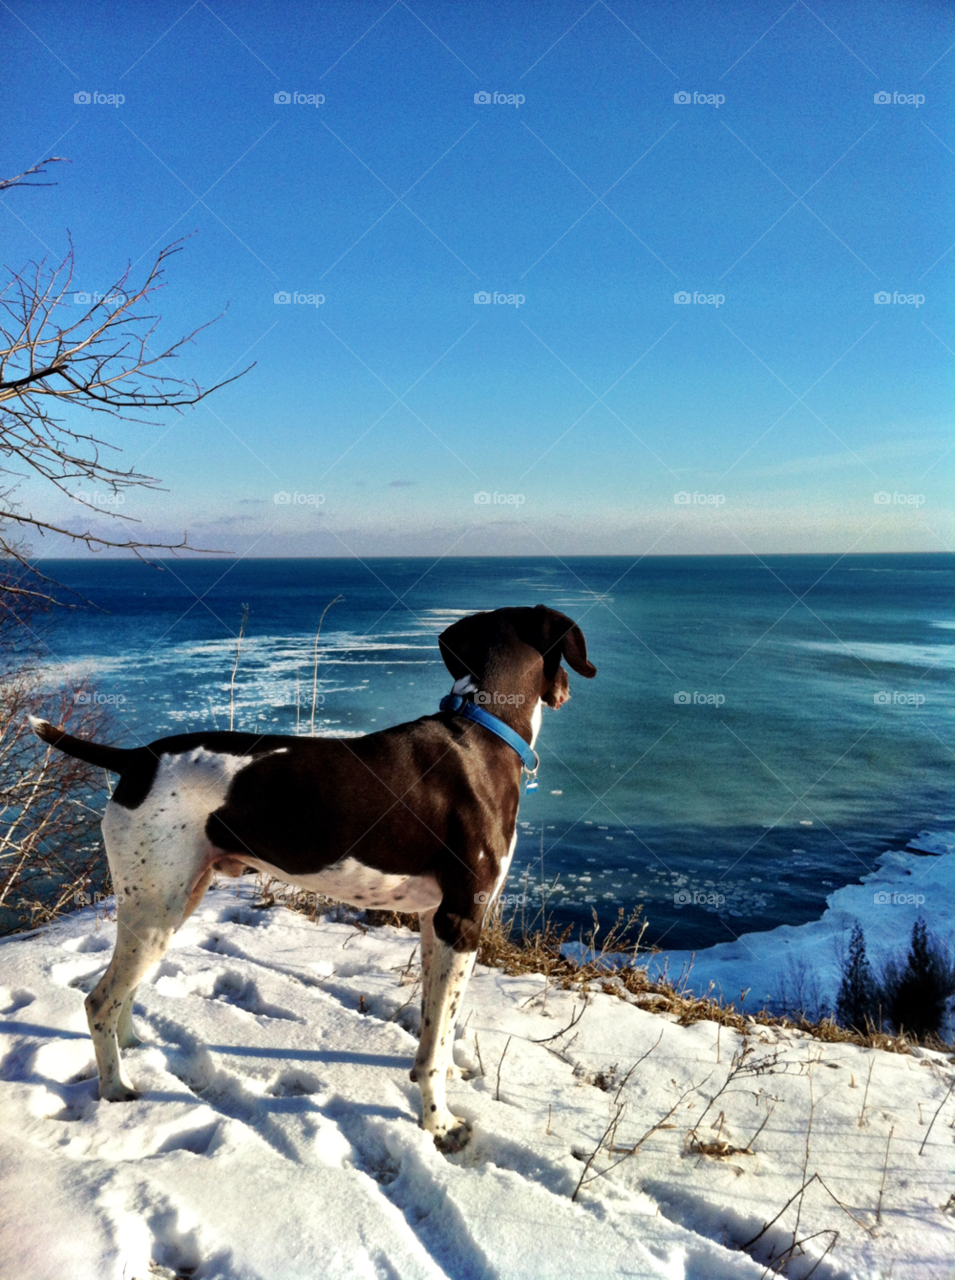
(116, 991, 142, 1050)
(85, 898, 179, 1101)
(109, 867, 211, 1055)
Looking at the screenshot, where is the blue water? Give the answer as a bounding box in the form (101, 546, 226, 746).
(28, 554, 955, 949)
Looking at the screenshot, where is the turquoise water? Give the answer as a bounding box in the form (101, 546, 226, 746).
(29, 554, 955, 948)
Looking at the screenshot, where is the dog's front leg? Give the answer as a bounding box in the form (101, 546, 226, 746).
(411, 923, 477, 1153)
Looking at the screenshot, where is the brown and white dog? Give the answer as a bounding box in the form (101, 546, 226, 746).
(30, 604, 596, 1151)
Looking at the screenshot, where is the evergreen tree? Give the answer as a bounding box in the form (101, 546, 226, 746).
(883, 919, 950, 1040)
(835, 923, 876, 1032)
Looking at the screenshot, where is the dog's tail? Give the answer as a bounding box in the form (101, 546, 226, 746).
(29, 717, 132, 774)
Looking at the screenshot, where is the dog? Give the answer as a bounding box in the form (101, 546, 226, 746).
(30, 604, 596, 1151)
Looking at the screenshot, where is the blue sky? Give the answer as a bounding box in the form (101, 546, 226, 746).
(5, 0, 953, 557)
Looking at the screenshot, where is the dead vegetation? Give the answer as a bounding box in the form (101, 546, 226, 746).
(253, 875, 947, 1055)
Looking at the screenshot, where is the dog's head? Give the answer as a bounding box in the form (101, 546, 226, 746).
(438, 605, 596, 708)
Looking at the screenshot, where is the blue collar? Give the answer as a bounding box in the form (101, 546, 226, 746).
(439, 693, 539, 774)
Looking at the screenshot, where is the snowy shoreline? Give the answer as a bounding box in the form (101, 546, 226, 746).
(1, 871, 954, 1278)
(638, 830, 955, 1038)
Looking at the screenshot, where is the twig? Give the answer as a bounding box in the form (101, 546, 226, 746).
(745, 1097, 777, 1151)
(792, 1067, 816, 1248)
(571, 1110, 620, 1202)
(576, 1075, 706, 1200)
(876, 1126, 893, 1223)
(495, 1035, 512, 1102)
(919, 1077, 955, 1156)
(858, 1056, 875, 1127)
(743, 1172, 876, 1253)
(310, 594, 343, 735)
(815, 1174, 877, 1235)
(475, 1034, 485, 1079)
(529, 999, 586, 1043)
(229, 603, 248, 731)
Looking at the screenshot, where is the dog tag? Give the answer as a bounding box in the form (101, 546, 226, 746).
(525, 777, 538, 792)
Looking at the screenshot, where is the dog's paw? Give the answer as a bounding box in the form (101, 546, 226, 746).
(100, 1082, 140, 1103)
(433, 1119, 471, 1154)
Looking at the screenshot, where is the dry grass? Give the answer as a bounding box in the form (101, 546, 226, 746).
(256, 876, 947, 1055)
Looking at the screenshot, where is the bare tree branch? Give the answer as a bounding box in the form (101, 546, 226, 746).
(0, 158, 252, 574)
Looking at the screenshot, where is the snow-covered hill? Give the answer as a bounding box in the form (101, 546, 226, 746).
(1, 883, 953, 1279)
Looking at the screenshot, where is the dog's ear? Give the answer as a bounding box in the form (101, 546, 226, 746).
(517, 605, 596, 678)
(439, 612, 499, 681)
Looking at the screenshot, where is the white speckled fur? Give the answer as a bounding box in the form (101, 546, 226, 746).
(88, 748, 254, 1099)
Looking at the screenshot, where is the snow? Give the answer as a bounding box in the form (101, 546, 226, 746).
(1, 879, 954, 1279)
(641, 833, 955, 1040)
